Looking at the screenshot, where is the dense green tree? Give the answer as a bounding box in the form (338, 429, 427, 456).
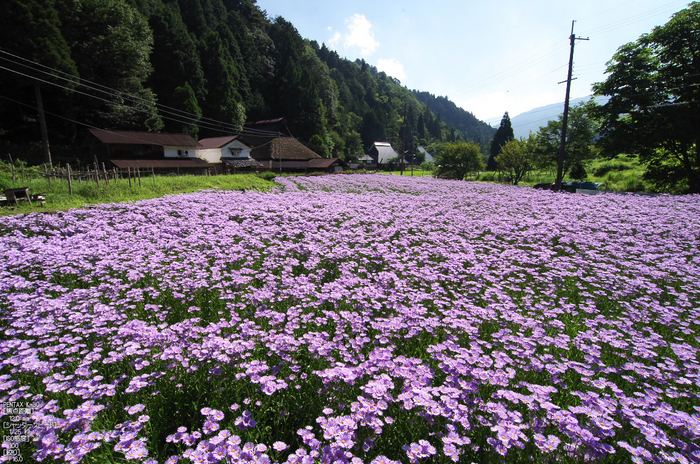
(530, 102, 597, 175)
(147, 1, 205, 97)
(267, 17, 327, 140)
(58, 0, 163, 131)
(488, 112, 513, 170)
(593, 2, 700, 193)
(0, 0, 77, 80)
(224, 10, 273, 119)
(147, 0, 205, 133)
(569, 160, 587, 181)
(198, 30, 245, 134)
(309, 134, 328, 158)
(175, 0, 208, 36)
(495, 139, 532, 185)
(0, 0, 78, 164)
(434, 141, 484, 180)
(172, 82, 202, 138)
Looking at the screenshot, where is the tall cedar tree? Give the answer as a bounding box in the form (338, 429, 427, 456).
(147, 0, 206, 120)
(57, 0, 163, 131)
(488, 112, 514, 171)
(0, 0, 78, 163)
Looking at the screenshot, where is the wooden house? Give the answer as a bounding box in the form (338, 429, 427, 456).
(197, 136, 262, 173)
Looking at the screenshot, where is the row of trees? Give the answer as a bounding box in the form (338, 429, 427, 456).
(0, 0, 494, 167)
(431, 101, 596, 185)
(484, 2, 699, 194)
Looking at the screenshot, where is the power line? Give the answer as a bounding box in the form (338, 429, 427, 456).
(0, 49, 292, 139)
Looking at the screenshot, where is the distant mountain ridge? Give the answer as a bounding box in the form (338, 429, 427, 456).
(509, 96, 607, 139)
(412, 91, 496, 146)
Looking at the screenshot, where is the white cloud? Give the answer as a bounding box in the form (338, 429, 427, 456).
(328, 30, 342, 49)
(377, 58, 407, 82)
(328, 14, 379, 56)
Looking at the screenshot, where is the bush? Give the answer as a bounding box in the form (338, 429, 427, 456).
(478, 172, 497, 182)
(569, 162, 587, 181)
(420, 161, 435, 171)
(624, 177, 647, 192)
(256, 171, 277, 181)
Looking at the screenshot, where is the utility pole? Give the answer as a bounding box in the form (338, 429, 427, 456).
(400, 104, 407, 175)
(554, 21, 588, 191)
(278, 132, 282, 176)
(34, 82, 52, 167)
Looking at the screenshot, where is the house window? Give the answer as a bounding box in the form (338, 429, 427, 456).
(177, 150, 188, 157)
(228, 148, 242, 157)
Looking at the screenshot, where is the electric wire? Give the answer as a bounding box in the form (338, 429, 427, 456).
(0, 49, 286, 139)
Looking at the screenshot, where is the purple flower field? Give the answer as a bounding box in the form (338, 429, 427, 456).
(1, 174, 699, 464)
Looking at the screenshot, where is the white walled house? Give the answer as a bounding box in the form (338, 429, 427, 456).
(197, 136, 252, 163)
(198, 136, 261, 173)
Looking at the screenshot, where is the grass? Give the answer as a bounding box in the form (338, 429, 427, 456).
(384, 155, 651, 193)
(384, 169, 434, 177)
(0, 166, 277, 215)
(474, 154, 651, 192)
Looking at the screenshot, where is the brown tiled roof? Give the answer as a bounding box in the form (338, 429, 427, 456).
(308, 158, 346, 169)
(198, 136, 240, 149)
(110, 159, 209, 168)
(251, 137, 322, 161)
(90, 129, 199, 147)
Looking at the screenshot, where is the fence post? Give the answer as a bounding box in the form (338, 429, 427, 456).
(44, 165, 51, 188)
(137, 167, 142, 188)
(151, 166, 156, 187)
(8, 154, 16, 184)
(128, 167, 132, 187)
(101, 162, 109, 186)
(66, 163, 73, 195)
(93, 156, 100, 187)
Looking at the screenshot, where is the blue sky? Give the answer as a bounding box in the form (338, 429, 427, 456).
(255, 0, 689, 125)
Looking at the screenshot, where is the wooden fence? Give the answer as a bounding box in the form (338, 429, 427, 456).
(40, 162, 156, 195)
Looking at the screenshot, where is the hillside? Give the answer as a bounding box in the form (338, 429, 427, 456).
(0, 0, 493, 166)
(413, 91, 495, 146)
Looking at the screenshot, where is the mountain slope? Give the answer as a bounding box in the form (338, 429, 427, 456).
(413, 91, 496, 146)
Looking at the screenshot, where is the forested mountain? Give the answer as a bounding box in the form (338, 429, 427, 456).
(413, 92, 495, 147)
(0, 0, 494, 165)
